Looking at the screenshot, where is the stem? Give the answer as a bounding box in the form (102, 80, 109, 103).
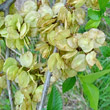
(38, 0, 67, 109)
(0, 71, 3, 74)
(0, 54, 5, 61)
(12, 82, 19, 90)
(38, 0, 66, 108)
(38, 47, 57, 110)
(10, 49, 21, 56)
(0, 0, 15, 15)
(6, 48, 15, 110)
(38, 71, 52, 110)
(6, 78, 14, 110)
(0, 0, 16, 110)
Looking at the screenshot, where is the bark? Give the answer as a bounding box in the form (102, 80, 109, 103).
(38, 47, 57, 110)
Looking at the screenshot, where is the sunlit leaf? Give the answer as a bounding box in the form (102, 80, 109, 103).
(18, 71, 30, 88)
(15, 90, 24, 105)
(79, 69, 110, 84)
(3, 58, 17, 72)
(85, 19, 100, 30)
(83, 83, 99, 110)
(88, 8, 101, 20)
(20, 51, 33, 68)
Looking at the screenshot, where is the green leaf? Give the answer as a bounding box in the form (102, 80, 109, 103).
(83, 83, 99, 110)
(106, 2, 110, 8)
(98, 0, 109, 13)
(78, 25, 86, 33)
(104, 16, 110, 26)
(0, 40, 6, 53)
(88, 8, 101, 20)
(79, 69, 110, 84)
(47, 85, 63, 110)
(85, 19, 100, 30)
(100, 46, 110, 57)
(62, 77, 76, 93)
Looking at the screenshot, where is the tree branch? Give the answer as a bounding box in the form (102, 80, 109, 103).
(38, 71, 52, 110)
(0, 71, 3, 74)
(10, 49, 21, 56)
(38, 0, 67, 109)
(12, 82, 19, 90)
(38, 47, 57, 110)
(6, 48, 15, 110)
(0, 0, 15, 16)
(0, 54, 5, 61)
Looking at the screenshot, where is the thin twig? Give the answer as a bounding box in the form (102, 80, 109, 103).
(10, 49, 21, 56)
(48, 0, 53, 8)
(6, 79, 14, 110)
(38, 71, 52, 110)
(0, 0, 16, 110)
(38, 47, 57, 110)
(0, 54, 5, 61)
(0, 71, 3, 74)
(37, 1, 56, 109)
(12, 82, 19, 90)
(0, 0, 15, 16)
(6, 48, 15, 110)
(38, 0, 67, 109)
